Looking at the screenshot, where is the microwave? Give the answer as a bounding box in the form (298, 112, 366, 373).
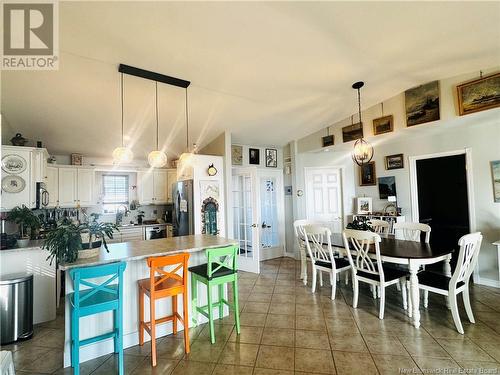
(35, 182, 49, 209)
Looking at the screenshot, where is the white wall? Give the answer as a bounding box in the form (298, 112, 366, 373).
(294, 68, 500, 284)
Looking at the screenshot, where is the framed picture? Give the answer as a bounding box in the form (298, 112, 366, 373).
(457, 72, 500, 116)
(405, 81, 440, 126)
(249, 148, 260, 165)
(373, 115, 394, 135)
(357, 197, 372, 214)
(71, 153, 83, 166)
(322, 135, 334, 148)
(359, 162, 376, 186)
(491, 160, 500, 203)
(385, 153, 404, 170)
(342, 122, 364, 143)
(378, 176, 396, 199)
(231, 145, 243, 165)
(265, 148, 277, 168)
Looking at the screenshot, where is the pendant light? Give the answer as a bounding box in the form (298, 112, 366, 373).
(112, 73, 134, 164)
(351, 81, 374, 166)
(148, 81, 168, 168)
(179, 87, 194, 164)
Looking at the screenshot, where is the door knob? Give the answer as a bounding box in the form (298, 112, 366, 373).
(251, 224, 257, 228)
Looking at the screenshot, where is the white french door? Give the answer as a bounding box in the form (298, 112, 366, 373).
(232, 168, 286, 273)
(232, 168, 260, 273)
(304, 167, 343, 233)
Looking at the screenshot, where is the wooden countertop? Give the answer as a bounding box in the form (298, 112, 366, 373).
(59, 235, 237, 270)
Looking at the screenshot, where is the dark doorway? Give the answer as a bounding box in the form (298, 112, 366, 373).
(416, 154, 470, 270)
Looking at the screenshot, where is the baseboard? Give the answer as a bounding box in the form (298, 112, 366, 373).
(475, 276, 500, 288)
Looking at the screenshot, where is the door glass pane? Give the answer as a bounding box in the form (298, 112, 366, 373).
(260, 177, 279, 249)
(232, 174, 253, 258)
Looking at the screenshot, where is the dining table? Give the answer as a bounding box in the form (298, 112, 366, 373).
(328, 233, 454, 329)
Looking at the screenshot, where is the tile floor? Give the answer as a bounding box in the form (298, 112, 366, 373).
(2, 257, 500, 374)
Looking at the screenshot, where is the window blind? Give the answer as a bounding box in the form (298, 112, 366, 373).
(102, 175, 129, 204)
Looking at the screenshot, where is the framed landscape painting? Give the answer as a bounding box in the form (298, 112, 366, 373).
(457, 72, 500, 116)
(373, 115, 393, 135)
(405, 81, 440, 127)
(357, 197, 372, 214)
(359, 161, 376, 186)
(491, 160, 500, 203)
(385, 153, 404, 170)
(342, 122, 364, 143)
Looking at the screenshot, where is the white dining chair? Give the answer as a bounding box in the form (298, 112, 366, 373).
(414, 232, 483, 334)
(343, 229, 409, 319)
(304, 225, 351, 300)
(294, 219, 325, 285)
(393, 222, 431, 243)
(368, 219, 390, 236)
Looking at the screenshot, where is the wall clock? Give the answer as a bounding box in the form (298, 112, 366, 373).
(207, 164, 218, 176)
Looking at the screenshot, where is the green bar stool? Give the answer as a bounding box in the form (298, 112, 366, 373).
(189, 245, 240, 344)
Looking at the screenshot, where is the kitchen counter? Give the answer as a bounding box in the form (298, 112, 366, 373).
(62, 234, 237, 367)
(60, 234, 236, 270)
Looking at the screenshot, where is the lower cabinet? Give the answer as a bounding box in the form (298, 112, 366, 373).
(108, 226, 144, 244)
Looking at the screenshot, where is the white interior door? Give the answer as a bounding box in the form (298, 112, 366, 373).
(257, 169, 285, 261)
(304, 167, 343, 233)
(232, 168, 260, 273)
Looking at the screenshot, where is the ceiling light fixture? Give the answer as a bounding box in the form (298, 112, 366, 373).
(351, 81, 374, 166)
(112, 73, 134, 164)
(148, 81, 168, 168)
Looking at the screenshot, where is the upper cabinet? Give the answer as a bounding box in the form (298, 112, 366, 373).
(1, 146, 48, 210)
(137, 168, 176, 205)
(57, 167, 95, 207)
(45, 166, 59, 207)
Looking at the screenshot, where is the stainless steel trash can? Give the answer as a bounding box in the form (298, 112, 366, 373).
(0, 273, 33, 344)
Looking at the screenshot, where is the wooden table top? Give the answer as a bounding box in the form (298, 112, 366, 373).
(330, 233, 453, 260)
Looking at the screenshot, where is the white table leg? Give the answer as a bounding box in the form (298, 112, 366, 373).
(443, 254, 452, 309)
(409, 261, 421, 328)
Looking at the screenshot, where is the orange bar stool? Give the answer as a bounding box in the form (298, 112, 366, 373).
(138, 253, 190, 367)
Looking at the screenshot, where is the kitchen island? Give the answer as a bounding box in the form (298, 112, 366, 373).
(60, 234, 237, 368)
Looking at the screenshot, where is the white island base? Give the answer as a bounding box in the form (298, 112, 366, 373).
(60, 235, 236, 368)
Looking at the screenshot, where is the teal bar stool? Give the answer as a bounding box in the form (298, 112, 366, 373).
(69, 262, 127, 375)
(189, 245, 240, 344)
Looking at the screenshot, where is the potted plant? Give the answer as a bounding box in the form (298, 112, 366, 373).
(43, 221, 82, 265)
(346, 216, 374, 232)
(43, 215, 118, 264)
(78, 213, 118, 259)
(7, 205, 41, 247)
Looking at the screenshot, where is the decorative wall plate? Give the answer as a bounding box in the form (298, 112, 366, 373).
(2, 175, 26, 193)
(1, 154, 27, 174)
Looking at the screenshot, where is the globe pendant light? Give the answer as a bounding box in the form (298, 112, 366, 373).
(179, 87, 194, 163)
(113, 73, 134, 164)
(351, 81, 374, 166)
(148, 82, 168, 168)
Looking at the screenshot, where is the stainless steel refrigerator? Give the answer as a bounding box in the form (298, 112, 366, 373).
(173, 180, 194, 236)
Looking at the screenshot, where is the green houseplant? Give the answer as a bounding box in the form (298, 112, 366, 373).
(43, 214, 118, 264)
(7, 205, 41, 247)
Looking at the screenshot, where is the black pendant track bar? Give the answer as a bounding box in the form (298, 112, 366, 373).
(118, 64, 190, 88)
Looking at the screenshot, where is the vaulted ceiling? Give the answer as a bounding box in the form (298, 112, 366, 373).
(2, 1, 500, 159)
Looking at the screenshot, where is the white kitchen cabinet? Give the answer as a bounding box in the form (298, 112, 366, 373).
(77, 168, 94, 206)
(46, 166, 59, 207)
(167, 169, 177, 203)
(137, 171, 154, 204)
(137, 169, 176, 205)
(58, 168, 77, 207)
(57, 167, 95, 207)
(153, 170, 168, 204)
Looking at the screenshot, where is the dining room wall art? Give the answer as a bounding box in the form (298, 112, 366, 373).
(491, 160, 500, 203)
(342, 122, 364, 143)
(385, 153, 404, 170)
(378, 176, 397, 199)
(265, 148, 278, 168)
(457, 72, 500, 116)
(357, 197, 372, 214)
(231, 145, 243, 165)
(373, 115, 394, 135)
(249, 148, 260, 165)
(405, 81, 440, 126)
(359, 161, 376, 186)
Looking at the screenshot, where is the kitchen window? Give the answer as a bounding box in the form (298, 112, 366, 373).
(102, 174, 129, 213)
